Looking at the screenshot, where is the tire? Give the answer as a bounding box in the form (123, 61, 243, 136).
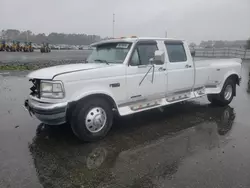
(71, 97, 114, 142)
(207, 95, 216, 103)
(217, 106, 235, 136)
(207, 78, 235, 106)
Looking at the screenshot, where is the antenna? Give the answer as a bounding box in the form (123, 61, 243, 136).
(113, 13, 115, 38)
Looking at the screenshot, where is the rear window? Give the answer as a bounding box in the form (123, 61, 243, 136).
(165, 43, 187, 62)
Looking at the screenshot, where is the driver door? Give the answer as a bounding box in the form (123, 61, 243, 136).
(126, 41, 167, 105)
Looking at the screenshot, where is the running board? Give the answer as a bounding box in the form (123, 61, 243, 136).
(117, 90, 208, 116)
(194, 87, 206, 97)
(166, 90, 192, 102)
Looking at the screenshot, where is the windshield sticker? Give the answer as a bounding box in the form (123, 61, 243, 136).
(116, 43, 129, 49)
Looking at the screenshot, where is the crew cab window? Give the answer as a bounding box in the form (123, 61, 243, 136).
(130, 43, 158, 66)
(165, 43, 187, 62)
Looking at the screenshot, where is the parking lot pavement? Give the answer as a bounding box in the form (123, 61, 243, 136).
(0, 62, 250, 188)
(0, 50, 91, 64)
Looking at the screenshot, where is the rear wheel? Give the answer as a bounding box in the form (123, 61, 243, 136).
(207, 78, 235, 106)
(71, 97, 114, 142)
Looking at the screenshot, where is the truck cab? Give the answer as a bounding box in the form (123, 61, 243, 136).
(24, 37, 242, 141)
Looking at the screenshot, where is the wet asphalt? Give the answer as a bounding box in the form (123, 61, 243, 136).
(0, 50, 91, 64)
(0, 61, 250, 188)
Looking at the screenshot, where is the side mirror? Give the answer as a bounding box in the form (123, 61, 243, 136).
(149, 57, 154, 64)
(191, 50, 195, 57)
(152, 50, 165, 65)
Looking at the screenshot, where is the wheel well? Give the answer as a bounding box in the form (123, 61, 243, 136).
(225, 74, 240, 96)
(79, 94, 117, 109)
(227, 74, 240, 86)
(66, 94, 118, 122)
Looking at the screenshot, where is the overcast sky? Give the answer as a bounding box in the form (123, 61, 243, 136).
(1, 0, 250, 43)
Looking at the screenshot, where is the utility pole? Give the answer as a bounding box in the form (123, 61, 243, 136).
(165, 30, 167, 38)
(113, 13, 115, 38)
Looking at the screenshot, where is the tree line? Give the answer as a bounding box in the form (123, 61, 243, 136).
(246, 38, 250, 49)
(190, 38, 250, 49)
(0, 29, 101, 45)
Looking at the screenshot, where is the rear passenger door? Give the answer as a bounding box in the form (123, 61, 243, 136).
(165, 41, 194, 99)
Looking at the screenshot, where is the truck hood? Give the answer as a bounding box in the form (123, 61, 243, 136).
(27, 63, 110, 80)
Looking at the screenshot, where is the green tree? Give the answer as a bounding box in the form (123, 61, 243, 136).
(214, 40, 225, 48)
(189, 42, 196, 48)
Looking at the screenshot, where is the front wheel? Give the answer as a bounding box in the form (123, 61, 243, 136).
(207, 78, 235, 106)
(71, 98, 114, 142)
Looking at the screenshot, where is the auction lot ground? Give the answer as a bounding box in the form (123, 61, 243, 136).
(0, 58, 250, 188)
(0, 50, 91, 63)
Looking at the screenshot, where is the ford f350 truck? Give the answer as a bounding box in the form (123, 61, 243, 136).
(24, 37, 242, 141)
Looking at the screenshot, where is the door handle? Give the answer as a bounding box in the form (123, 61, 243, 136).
(185, 64, 192, 68)
(158, 67, 166, 71)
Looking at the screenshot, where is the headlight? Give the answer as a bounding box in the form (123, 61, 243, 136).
(41, 82, 53, 92)
(40, 81, 64, 99)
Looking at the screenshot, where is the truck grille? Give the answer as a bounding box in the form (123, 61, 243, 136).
(30, 79, 41, 98)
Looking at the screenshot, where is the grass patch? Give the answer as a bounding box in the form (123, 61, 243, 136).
(0, 64, 40, 70)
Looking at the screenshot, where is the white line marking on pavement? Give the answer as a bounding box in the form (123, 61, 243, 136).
(0, 72, 10, 75)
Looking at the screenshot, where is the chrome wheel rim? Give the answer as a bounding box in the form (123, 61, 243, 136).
(85, 107, 107, 133)
(224, 85, 233, 101)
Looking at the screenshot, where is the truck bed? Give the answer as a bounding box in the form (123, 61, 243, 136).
(194, 58, 242, 68)
(194, 58, 242, 88)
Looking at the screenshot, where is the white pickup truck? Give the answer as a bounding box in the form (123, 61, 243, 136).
(24, 37, 242, 141)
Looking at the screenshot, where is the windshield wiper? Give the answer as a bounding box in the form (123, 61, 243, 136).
(93, 59, 109, 65)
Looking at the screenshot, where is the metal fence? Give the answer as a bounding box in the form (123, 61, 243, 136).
(193, 48, 250, 60)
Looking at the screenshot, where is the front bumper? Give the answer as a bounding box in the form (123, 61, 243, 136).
(24, 97, 68, 125)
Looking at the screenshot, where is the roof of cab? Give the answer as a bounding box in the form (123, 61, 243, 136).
(90, 37, 184, 47)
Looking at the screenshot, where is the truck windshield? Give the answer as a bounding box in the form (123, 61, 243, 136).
(87, 42, 132, 64)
